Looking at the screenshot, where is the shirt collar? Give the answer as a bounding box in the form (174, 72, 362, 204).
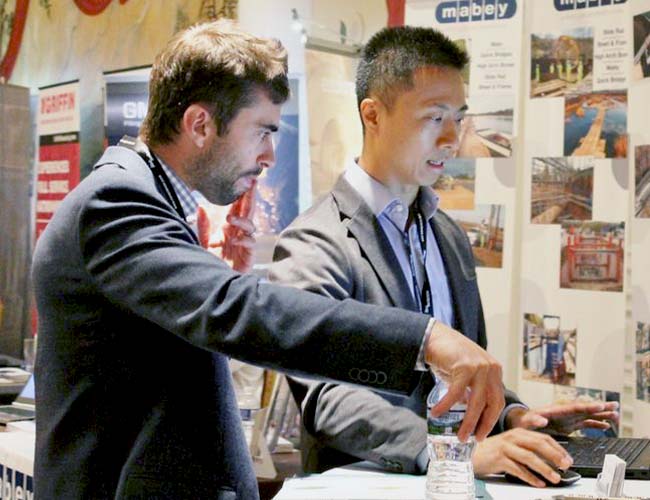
(156, 157, 200, 220)
(343, 159, 439, 230)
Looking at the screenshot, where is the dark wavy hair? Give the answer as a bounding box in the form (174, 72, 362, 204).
(141, 19, 290, 145)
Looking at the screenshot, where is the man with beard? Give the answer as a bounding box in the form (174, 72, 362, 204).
(31, 20, 505, 499)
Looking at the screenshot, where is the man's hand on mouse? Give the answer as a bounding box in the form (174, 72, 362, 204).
(472, 429, 573, 488)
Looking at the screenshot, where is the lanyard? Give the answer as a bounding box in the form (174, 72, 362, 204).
(403, 206, 434, 316)
(138, 151, 186, 220)
(117, 136, 187, 220)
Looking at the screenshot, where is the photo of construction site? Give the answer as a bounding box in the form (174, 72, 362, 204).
(635, 145, 650, 218)
(530, 27, 593, 98)
(564, 91, 628, 159)
(531, 157, 593, 224)
(523, 313, 576, 387)
(457, 96, 513, 158)
(637, 322, 650, 403)
(555, 385, 619, 436)
(433, 159, 475, 210)
(633, 10, 650, 80)
(560, 221, 625, 292)
(446, 204, 505, 268)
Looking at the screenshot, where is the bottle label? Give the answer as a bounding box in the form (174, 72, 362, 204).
(427, 408, 465, 435)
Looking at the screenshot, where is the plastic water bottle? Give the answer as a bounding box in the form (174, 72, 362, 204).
(425, 379, 476, 500)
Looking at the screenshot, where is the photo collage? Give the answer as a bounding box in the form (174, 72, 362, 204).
(440, 36, 512, 269)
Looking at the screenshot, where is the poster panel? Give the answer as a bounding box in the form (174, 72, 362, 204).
(36, 80, 81, 241)
(104, 66, 151, 147)
(519, 0, 630, 412)
(630, 0, 650, 434)
(405, 0, 523, 382)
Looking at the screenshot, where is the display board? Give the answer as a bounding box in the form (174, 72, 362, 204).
(519, 0, 635, 430)
(103, 66, 151, 147)
(305, 49, 361, 201)
(405, 0, 524, 385)
(629, 0, 650, 435)
(36, 80, 81, 241)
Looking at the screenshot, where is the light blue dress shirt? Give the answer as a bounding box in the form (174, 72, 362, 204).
(343, 160, 455, 328)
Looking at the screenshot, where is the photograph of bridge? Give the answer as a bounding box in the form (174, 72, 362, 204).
(530, 27, 593, 98)
(458, 96, 513, 158)
(564, 91, 627, 159)
(531, 157, 593, 224)
(633, 10, 650, 80)
(523, 313, 576, 387)
(635, 145, 650, 218)
(637, 322, 650, 403)
(446, 204, 505, 268)
(433, 158, 475, 210)
(560, 221, 625, 292)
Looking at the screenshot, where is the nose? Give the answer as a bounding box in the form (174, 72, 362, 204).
(437, 118, 460, 157)
(258, 135, 276, 170)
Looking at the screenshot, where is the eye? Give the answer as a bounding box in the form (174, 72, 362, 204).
(430, 115, 443, 123)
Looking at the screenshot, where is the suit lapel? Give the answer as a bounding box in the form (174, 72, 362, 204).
(431, 213, 468, 332)
(331, 177, 418, 311)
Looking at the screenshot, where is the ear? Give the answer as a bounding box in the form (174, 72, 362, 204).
(181, 104, 217, 149)
(359, 97, 382, 135)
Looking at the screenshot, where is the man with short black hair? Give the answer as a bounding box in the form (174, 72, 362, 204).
(32, 21, 504, 499)
(271, 25, 618, 487)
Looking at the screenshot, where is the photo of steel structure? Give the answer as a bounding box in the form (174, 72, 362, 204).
(530, 27, 593, 98)
(446, 204, 505, 268)
(635, 145, 650, 218)
(633, 10, 650, 80)
(560, 221, 625, 292)
(531, 157, 593, 224)
(522, 313, 576, 386)
(564, 91, 627, 159)
(433, 158, 475, 210)
(637, 322, 650, 403)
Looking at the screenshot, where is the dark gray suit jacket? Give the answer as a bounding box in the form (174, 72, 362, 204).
(31, 146, 431, 499)
(269, 175, 522, 475)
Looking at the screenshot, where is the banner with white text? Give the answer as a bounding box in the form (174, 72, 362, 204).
(36, 80, 81, 241)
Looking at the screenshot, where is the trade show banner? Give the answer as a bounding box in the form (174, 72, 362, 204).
(305, 49, 361, 200)
(519, 0, 632, 416)
(253, 76, 301, 264)
(405, 0, 524, 383)
(103, 66, 151, 147)
(629, 0, 650, 433)
(36, 80, 81, 241)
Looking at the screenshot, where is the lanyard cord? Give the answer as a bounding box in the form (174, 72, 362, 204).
(136, 149, 187, 220)
(403, 204, 434, 316)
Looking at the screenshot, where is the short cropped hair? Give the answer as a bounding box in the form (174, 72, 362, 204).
(356, 26, 469, 111)
(141, 20, 290, 145)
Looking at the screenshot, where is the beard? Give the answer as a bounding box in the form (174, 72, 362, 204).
(186, 139, 259, 205)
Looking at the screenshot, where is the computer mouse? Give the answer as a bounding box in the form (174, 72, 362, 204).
(504, 467, 581, 487)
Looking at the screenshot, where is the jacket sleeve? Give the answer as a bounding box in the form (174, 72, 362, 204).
(75, 169, 428, 395)
(269, 215, 428, 474)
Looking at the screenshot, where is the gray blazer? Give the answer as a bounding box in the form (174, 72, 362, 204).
(31, 147, 431, 499)
(270, 175, 522, 475)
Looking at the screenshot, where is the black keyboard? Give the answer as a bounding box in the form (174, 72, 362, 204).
(566, 437, 648, 466)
